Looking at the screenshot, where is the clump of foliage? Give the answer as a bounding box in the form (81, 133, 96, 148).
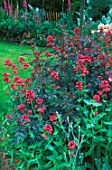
(0, 26, 112, 169)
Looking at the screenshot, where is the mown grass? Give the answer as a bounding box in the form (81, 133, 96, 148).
(0, 41, 35, 113)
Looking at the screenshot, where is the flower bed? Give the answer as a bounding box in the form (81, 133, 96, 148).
(1, 26, 112, 169)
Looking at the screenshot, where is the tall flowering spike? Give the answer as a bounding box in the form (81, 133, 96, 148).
(23, 0, 28, 12)
(68, 0, 71, 10)
(14, 11, 17, 20)
(8, 2, 12, 16)
(3, 0, 7, 11)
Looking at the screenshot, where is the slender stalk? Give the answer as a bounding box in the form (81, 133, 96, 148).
(80, 0, 85, 36)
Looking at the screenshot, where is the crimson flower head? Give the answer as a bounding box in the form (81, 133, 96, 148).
(19, 56, 24, 63)
(68, 141, 77, 150)
(93, 95, 101, 103)
(74, 27, 80, 34)
(75, 81, 83, 90)
(36, 98, 43, 105)
(49, 115, 56, 122)
(38, 106, 45, 113)
(43, 124, 53, 134)
(18, 104, 25, 112)
(2, 72, 11, 77)
(5, 114, 12, 118)
(51, 71, 59, 80)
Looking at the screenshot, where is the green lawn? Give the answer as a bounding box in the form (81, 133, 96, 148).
(0, 42, 34, 113)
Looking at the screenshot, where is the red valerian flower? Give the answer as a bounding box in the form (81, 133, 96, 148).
(12, 69, 18, 74)
(3, 77, 10, 83)
(22, 62, 29, 69)
(74, 27, 80, 34)
(45, 52, 53, 56)
(38, 106, 45, 113)
(43, 124, 53, 134)
(18, 104, 25, 112)
(36, 98, 43, 105)
(51, 71, 59, 80)
(42, 134, 47, 139)
(75, 81, 83, 90)
(2, 72, 11, 77)
(22, 114, 31, 124)
(4, 59, 12, 66)
(15, 160, 20, 163)
(26, 89, 35, 100)
(56, 86, 60, 89)
(93, 95, 101, 103)
(68, 141, 77, 150)
(28, 110, 33, 114)
(19, 56, 24, 63)
(49, 115, 56, 122)
(13, 76, 20, 82)
(5, 114, 12, 118)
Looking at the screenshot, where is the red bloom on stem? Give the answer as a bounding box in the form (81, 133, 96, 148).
(28, 110, 33, 114)
(3, 77, 10, 83)
(45, 52, 53, 57)
(2, 72, 11, 77)
(19, 56, 24, 63)
(51, 71, 59, 80)
(43, 124, 53, 134)
(36, 98, 43, 105)
(18, 104, 25, 112)
(15, 160, 20, 163)
(68, 141, 77, 150)
(26, 89, 35, 100)
(49, 115, 56, 122)
(38, 106, 45, 113)
(22, 114, 31, 124)
(75, 81, 83, 90)
(4, 59, 12, 66)
(5, 114, 12, 118)
(93, 95, 101, 103)
(74, 28, 80, 34)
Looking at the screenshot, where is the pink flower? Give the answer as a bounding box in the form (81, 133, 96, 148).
(68, 141, 77, 150)
(38, 106, 45, 113)
(36, 98, 43, 105)
(18, 104, 25, 112)
(68, 0, 71, 10)
(75, 82, 83, 90)
(42, 134, 47, 139)
(5, 114, 12, 118)
(28, 110, 33, 114)
(51, 71, 59, 80)
(3, 0, 7, 11)
(43, 124, 53, 134)
(23, 0, 27, 12)
(93, 95, 101, 103)
(49, 115, 56, 122)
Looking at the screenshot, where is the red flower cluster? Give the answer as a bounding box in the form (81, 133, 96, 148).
(38, 106, 45, 113)
(75, 81, 83, 90)
(22, 114, 31, 124)
(68, 141, 77, 150)
(47, 35, 54, 46)
(99, 80, 110, 92)
(51, 71, 59, 80)
(74, 27, 80, 34)
(77, 54, 91, 64)
(18, 104, 25, 112)
(26, 89, 35, 104)
(5, 114, 12, 118)
(19, 56, 24, 63)
(43, 124, 53, 134)
(36, 98, 43, 105)
(45, 52, 53, 57)
(93, 95, 101, 103)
